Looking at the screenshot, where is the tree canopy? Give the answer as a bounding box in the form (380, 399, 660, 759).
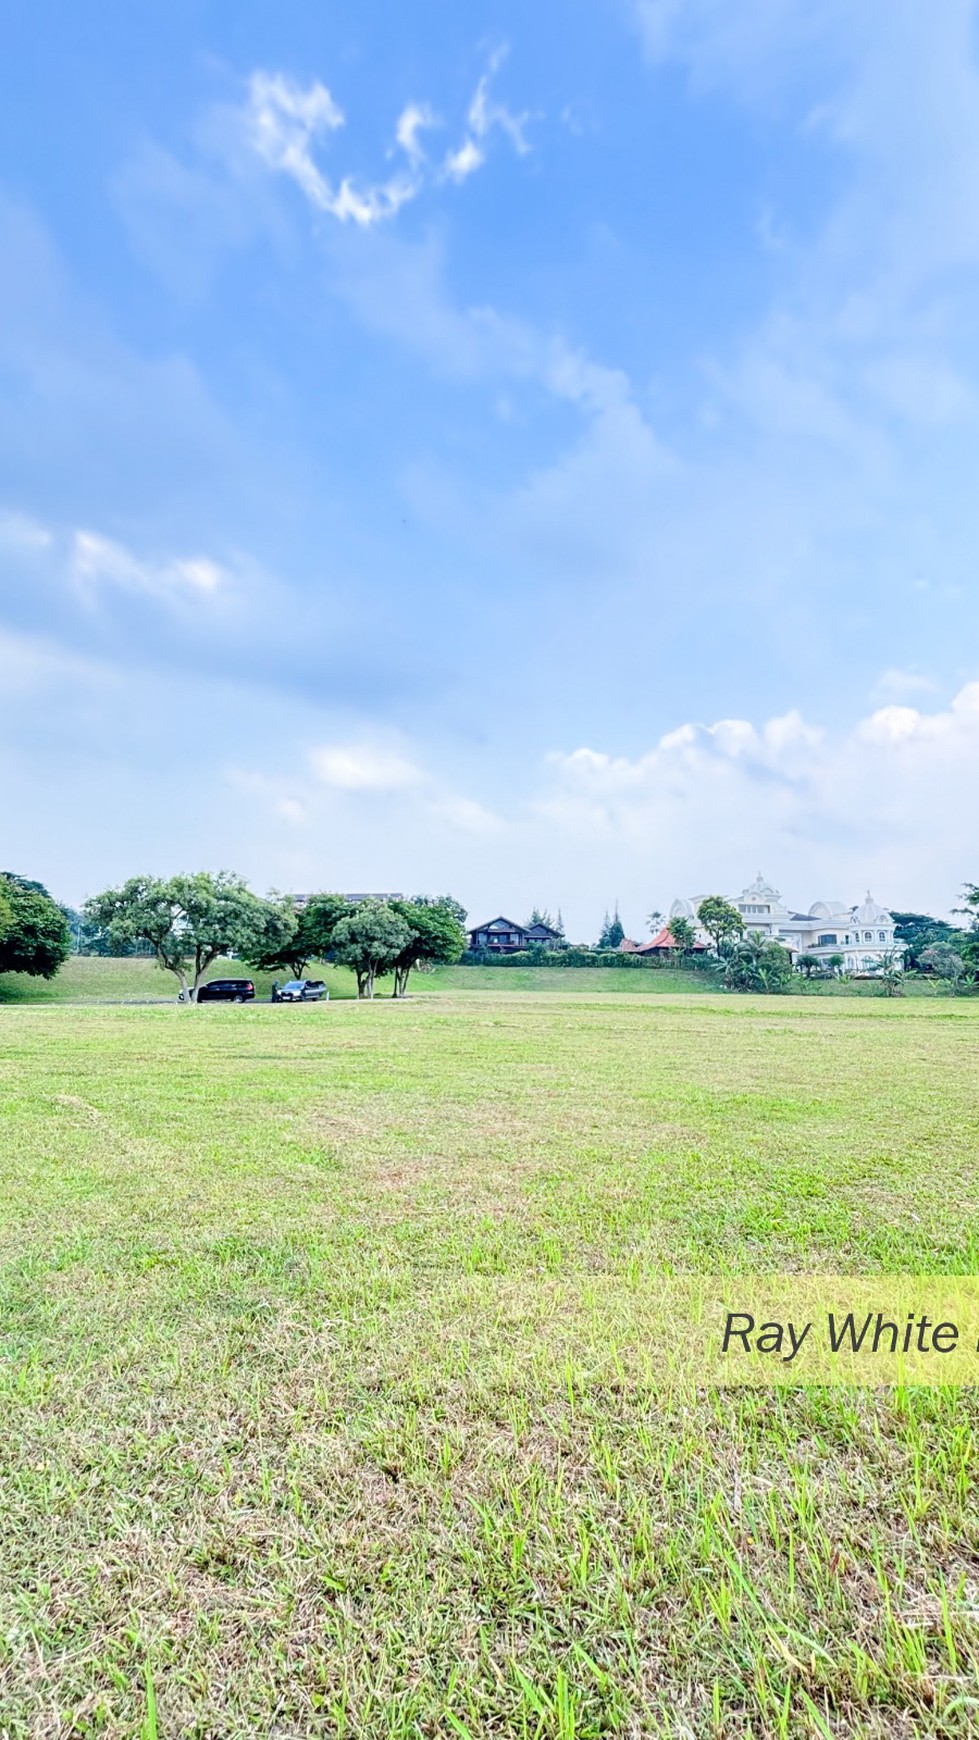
(85, 872, 294, 1001)
(0, 874, 71, 980)
(891, 910, 965, 969)
(331, 899, 412, 998)
(390, 899, 466, 996)
(697, 896, 745, 955)
(669, 915, 696, 957)
(245, 892, 354, 980)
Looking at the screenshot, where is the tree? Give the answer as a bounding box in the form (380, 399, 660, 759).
(892, 910, 966, 970)
(0, 874, 71, 980)
(697, 896, 745, 956)
(390, 899, 466, 996)
(0, 872, 48, 895)
(827, 952, 845, 978)
(331, 899, 412, 998)
(669, 915, 696, 961)
(647, 909, 663, 934)
(598, 906, 625, 950)
(60, 903, 155, 957)
(920, 942, 966, 988)
(955, 886, 979, 973)
(723, 935, 792, 993)
(413, 893, 467, 929)
(246, 892, 351, 981)
(85, 872, 292, 1002)
(796, 952, 820, 979)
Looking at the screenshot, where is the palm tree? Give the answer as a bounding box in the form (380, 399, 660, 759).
(876, 949, 905, 997)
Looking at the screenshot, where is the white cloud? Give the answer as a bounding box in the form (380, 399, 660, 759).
(248, 71, 345, 206)
(872, 667, 938, 702)
(536, 680, 979, 916)
(244, 51, 533, 223)
(246, 70, 418, 226)
(0, 509, 53, 551)
(309, 743, 423, 791)
(427, 795, 504, 836)
(442, 46, 532, 182)
(443, 139, 485, 184)
(395, 102, 437, 166)
(70, 530, 228, 602)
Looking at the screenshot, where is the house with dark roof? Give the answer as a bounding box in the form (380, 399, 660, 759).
(467, 916, 562, 954)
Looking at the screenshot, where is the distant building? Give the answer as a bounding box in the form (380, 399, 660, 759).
(637, 924, 708, 956)
(467, 916, 562, 954)
(669, 874, 896, 972)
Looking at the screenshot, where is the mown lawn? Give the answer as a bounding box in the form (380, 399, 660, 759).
(0, 956, 719, 1004)
(0, 954, 950, 1005)
(2, 994, 979, 1736)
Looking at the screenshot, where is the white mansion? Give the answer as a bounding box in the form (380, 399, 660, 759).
(669, 874, 897, 973)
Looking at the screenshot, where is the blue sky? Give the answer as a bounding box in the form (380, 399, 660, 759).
(3, 0, 978, 935)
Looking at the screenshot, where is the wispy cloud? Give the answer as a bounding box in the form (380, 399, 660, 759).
(309, 742, 423, 791)
(395, 102, 437, 167)
(244, 50, 534, 224)
(0, 509, 53, 551)
(71, 530, 227, 604)
(443, 47, 532, 182)
(246, 71, 418, 225)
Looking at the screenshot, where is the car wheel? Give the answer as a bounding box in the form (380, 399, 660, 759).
(235, 995, 244, 1003)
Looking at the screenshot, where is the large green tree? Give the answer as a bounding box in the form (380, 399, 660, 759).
(246, 892, 353, 981)
(85, 872, 294, 1002)
(0, 874, 71, 980)
(390, 899, 466, 997)
(331, 899, 412, 999)
(696, 896, 745, 956)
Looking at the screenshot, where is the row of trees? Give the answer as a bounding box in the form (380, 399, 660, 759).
(83, 874, 467, 1001)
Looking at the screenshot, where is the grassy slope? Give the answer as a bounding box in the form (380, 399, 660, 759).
(2, 995, 979, 1735)
(0, 954, 942, 1003)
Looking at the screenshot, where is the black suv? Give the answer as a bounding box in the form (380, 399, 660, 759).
(195, 978, 255, 1003)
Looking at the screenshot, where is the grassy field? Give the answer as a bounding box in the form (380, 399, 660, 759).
(2, 993, 979, 1735)
(0, 956, 721, 1004)
(0, 954, 951, 1004)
